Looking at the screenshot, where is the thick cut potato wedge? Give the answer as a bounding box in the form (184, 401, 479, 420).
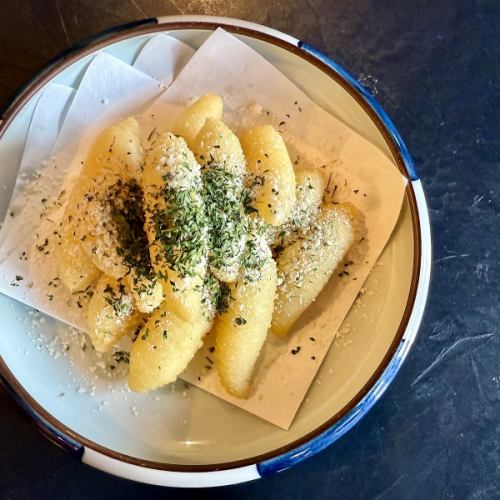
(63, 117, 146, 279)
(172, 94, 223, 150)
(271, 168, 325, 249)
(240, 125, 296, 226)
(271, 204, 354, 336)
(128, 303, 212, 392)
(82, 117, 144, 178)
(66, 174, 130, 279)
(215, 247, 277, 398)
(60, 118, 161, 307)
(194, 117, 246, 175)
(56, 222, 101, 293)
(193, 118, 247, 282)
(143, 132, 209, 322)
(87, 275, 142, 353)
(125, 273, 163, 314)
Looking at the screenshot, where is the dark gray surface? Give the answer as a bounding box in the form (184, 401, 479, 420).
(1, 1, 499, 498)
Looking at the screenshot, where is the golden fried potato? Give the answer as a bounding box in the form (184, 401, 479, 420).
(65, 174, 129, 279)
(124, 273, 163, 314)
(172, 94, 223, 150)
(87, 275, 142, 353)
(64, 117, 146, 279)
(143, 132, 209, 322)
(194, 117, 246, 175)
(271, 168, 325, 249)
(193, 118, 247, 282)
(271, 204, 355, 336)
(56, 222, 101, 293)
(215, 245, 277, 398)
(128, 303, 212, 392)
(82, 117, 144, 178)
(240, 125, 296, 226)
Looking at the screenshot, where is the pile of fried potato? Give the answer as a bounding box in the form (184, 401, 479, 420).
(57, 95, 355, 398)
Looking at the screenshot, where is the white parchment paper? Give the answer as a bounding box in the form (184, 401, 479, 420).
(133, 34, 195, 84)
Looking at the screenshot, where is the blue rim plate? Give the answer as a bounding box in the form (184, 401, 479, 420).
(0, 16, 431, 487)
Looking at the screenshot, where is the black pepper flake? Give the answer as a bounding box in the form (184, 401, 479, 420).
(108, 136, 116, 153)
(311, 356, 316, 360)
(279, 121, 285, 126)
(309, 336, 316, 342)
(205, 365, 212, 370)
(234, 316, 247, 326)
(286, 113, 291, 118)
(325, 173, 332, 193)
(148, 127, 156, 141)
(353, 189, 359, 194)
(15, 275, 23, 281)
(198, 376, 201, 381)
(37, 238, 49, 252)
(291, 346, 301, 355)
(208, 346, 215, 353)
(205, 356, 214, 365)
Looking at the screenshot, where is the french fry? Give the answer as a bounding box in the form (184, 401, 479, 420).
(143, 132, 209, 321)
(60, 118, 163, 311)
(87, 275, 142, 353)
(128, 303, 212, 392)
(240, 125, 296, 226)
(271, 204, 355, 336)
(271, 167, 325, 249)
(193, 118, 247, 282)
(125, 273, 163, 314)
(215, 235, 277, 398)
(55, 222, 101, 293)
(63, 118, 146, 279)
(82, 117, 144, 178)
(172, 94, 223, 150)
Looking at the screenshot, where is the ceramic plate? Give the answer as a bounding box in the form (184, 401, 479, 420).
(0, 16, 431, 487)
